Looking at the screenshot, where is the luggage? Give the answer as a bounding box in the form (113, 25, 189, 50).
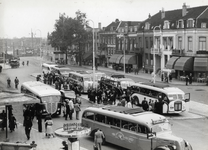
(93, 145, 98, 150)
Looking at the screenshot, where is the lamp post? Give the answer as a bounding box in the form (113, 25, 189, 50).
(153, 25, 161, 84)
(118, 34, 127, 73)
(87, 19, 95, 88)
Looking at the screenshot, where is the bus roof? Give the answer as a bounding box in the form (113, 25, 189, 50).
(131, 82, 184, 94)
(84, 106, 167, 127)
(69, 71, 92, 77)
(21, 81, 61, 97)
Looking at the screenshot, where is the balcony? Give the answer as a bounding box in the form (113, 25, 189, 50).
(172, 49, 185, 56)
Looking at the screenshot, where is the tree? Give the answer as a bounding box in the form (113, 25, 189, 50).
(47, 11, 88, 65)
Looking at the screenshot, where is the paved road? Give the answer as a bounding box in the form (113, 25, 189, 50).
(1, 57, 208, 150)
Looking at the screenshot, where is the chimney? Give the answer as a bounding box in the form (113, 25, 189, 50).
(98, 22, 101, 29)
(182, 3, 187, 16)
(161, 8, 165, 19)
(148, 13, 151, 19)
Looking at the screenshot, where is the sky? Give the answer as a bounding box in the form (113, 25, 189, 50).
(0, 0, 207, 38)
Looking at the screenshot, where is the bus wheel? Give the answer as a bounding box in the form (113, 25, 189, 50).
(132, 96, 140, 106)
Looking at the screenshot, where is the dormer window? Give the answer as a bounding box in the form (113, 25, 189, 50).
(145, 22, 150, 30)
(177, 20, 184, 28)
(187, 19, 194, 28)
(110, 26, 116, 31)
(163, 20, 170, 29)
(201, 23, 207, 28)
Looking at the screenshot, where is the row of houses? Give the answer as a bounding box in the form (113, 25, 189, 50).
(93, 3, 208, 81)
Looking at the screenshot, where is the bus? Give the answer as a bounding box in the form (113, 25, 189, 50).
(81, 106, 192, 150)
(68, 71, 95, 93)
(130, 82, 190, 114)
(100, 76, 135, 90)
(20, 81, 62, 116)
(42, 62, 57, 74)
(50, 65, 73, 77)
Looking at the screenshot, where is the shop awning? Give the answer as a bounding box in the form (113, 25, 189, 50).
(115, 55, 123, 64)
(83, 52, 92, 60)
(109, 54, 121, 63)
(120, 55, 136, 64)
(166, 56, 179, 69)
(194, 57, 208, 72)
(174, 57, 194, 71)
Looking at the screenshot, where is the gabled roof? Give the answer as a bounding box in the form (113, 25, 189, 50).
(119, 21, 141, 27)
(139, 5, 208, 30)
(104, 21, 120, 32)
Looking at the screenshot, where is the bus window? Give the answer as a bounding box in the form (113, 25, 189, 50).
(83, 111, 94, 120)
(95, 114, 105, 123)
(113, 118, 121, 127)
(106, 116, 113, 125)
(121, 120, 129, 129)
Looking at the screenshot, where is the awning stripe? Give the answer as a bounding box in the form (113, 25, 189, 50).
(174, 57, 193, 71)
(115, 55, 123, 64)
(120, 55, 136, 64)
(166, 57, 179, 69)
(109, 54, 120, 63)
(194, 58, 208, 72)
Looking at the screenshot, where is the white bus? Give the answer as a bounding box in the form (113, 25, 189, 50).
(42, 62, 57, 74)
(82, 106, 192, 150)
(68, 71, 95, 93)
(20, 81, 62, 116)
(130, 82, 190, 114)
(50, 65, 73, 77)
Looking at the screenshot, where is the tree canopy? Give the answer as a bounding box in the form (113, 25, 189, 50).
(47, 10, 91, 64)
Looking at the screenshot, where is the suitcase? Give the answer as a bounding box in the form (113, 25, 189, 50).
(93, 145, 98, 150)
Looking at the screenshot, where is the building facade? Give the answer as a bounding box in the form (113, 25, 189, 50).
(139, 3, 208, 80)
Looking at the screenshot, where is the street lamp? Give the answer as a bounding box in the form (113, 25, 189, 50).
(87, 19, 95, 88)
(153, 25, 161, 83)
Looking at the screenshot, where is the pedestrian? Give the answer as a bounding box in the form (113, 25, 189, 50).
(142, 97, 149, 111)
(185, 75, 189, 86)
(14, 77, 19, 89)
(125, 100, 133, 108)
(35, 103, 43, 133)
(9, 114, 17, 132)
(22, 61, 24, 66)
(74, 101, 81, 120)
(189, 73, 193, 85)
(68, 99, 74, 120)
(24, 116, 33, 140)
(45, 115, 55, 138)
(7, 77, 11, 88)
(0, 65, 2, 73)
(161, 72, 164, 82)
(61, 141, 68, 150)
(169, 73, 172, 82)
(1, 110, 7, 131)
(94, 128, 105, 150)
(27, 60, 29, 66)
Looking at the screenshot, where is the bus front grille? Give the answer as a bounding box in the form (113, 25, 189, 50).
(47, 103, 57, 114)
(174, 102, 182, 111)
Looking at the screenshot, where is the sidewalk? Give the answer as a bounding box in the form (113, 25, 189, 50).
(0, 122, 87, 150)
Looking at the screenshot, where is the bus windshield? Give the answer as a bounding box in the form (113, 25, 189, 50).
(41, 95, 60, 103)
(151, 122, 171, 133)
(84, 77, 91, 82)
(168, 94, 183, 100)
